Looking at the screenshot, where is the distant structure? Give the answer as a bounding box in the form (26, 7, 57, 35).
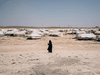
(95, 26, 99, 28)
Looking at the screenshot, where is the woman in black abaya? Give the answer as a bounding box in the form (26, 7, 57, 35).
(47, 40, 52, 53)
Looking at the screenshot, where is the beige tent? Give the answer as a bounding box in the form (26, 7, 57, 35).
(95, 31, 100, 35)
(67, 30, 73, 34)
(14, 31, 25, 37)
(96, 36, 100, 41)
(0, 31, 4, 36)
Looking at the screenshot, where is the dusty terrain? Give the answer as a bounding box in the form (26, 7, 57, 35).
(0, 34, 100, 75)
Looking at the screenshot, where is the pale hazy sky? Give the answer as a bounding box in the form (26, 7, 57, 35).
(0, 0, 100, 27)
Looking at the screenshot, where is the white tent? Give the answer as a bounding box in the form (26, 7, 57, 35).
(67, 30, 73, 34)
(48, 29, 63, 37)
(49, 32, 63, 37)
(43, 31, 49, 35)
(14, 31, 25, 37)
(0, 31, 4, 36)
(27, 33, 41, 39)
(37, 32, 44, 36)
(76, 33, 96, 40)
(5, 31, 15, 36)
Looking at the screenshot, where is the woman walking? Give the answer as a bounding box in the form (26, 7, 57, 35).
(47, 40, 52, 53)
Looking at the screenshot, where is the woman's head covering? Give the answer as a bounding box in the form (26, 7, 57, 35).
(49, 40, 51, 42)
(49, 40, 52, 45)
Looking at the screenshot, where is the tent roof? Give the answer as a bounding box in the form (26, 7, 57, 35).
(29, 33, 41, 36)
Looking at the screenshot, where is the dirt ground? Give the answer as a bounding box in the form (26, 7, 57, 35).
(0, 34, 100, 75)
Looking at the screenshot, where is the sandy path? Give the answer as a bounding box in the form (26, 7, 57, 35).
(0, 50, 100, 75)
(0, 34, 100, 75)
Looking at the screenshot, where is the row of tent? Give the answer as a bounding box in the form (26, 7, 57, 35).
(66, 29, 100, 41)
(75, 29, 100, 41)
(0, 28, 100, 41)
(0, 28, 64, 39)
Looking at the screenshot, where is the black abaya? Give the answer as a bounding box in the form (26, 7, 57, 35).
(47, 40, 52, 53)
